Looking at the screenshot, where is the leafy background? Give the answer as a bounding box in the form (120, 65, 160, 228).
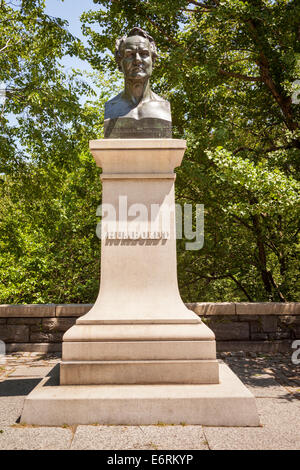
(0, 0, 299, 303)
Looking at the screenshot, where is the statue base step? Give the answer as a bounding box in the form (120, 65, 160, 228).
(62, 340, 216, 361)
(60, 359, 219, 385)
(61, 322, 219, 384)
(21, 363, 260, 426)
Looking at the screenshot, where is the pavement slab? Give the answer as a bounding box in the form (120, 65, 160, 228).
(71, 425, 145, 450)
(203, 425, 295, 450)
(71, 425, 209, 450)
(139, 425, 209, 450)
(227, 371, 290, 398)
(203, 397, 300, 450)
(0, 397, 25, 426)
(0, 352, 298, 450)
(224, 357, 299, 398)
(9, 367, 53, 377)
(0, 378, 42, 397)
(0, 378, 41, 426)
(256, 397, 300, 447)
(0, 426, 73, 450)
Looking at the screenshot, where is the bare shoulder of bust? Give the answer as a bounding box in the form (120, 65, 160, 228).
(105, 92, 132, 119)
(150, 91, 170, 103)
(105, 93, 122, 110)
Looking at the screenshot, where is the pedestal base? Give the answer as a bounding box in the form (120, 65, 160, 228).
(60, 322, 219, 385)
(21, 363, 260, 427)
(20, 139, 260, 427)
(60, 359, 219, 385)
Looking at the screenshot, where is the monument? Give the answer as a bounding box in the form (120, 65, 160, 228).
(21, 28, 259, 426)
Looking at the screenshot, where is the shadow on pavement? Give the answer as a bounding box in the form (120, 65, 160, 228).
(45, 363, 60, 386)
(0, 363, 60, 396)
(0, 378, 41, 397)
(225, 358, 300, 402)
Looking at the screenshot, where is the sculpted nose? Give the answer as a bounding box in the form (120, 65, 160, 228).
(133, 52, 142, 64)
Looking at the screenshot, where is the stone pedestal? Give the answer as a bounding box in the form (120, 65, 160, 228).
(60, 139, 218, 386)
(21, 139, 260, 426)
(76, 139, 200, 326)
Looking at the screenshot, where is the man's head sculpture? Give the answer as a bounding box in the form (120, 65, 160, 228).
(104, 27, 172, 138)
(115, 27, 158, 73)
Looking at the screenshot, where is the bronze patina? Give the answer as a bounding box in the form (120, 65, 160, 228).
(104, 27, 172, 138)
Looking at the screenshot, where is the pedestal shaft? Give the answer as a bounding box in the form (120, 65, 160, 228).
(78, 139, 200, 325)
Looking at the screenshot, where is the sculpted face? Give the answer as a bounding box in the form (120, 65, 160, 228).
(120, 35, 153, 80)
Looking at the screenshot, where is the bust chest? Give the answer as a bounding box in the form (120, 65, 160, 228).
(105, 98, 171, 122)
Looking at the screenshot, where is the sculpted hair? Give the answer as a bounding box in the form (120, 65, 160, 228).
(115, 27, 158, 70)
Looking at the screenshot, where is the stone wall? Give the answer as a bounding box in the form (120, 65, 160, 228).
(0, 303, 299, 353)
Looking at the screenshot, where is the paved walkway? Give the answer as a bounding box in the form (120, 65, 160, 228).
(0, 352, 299, 450)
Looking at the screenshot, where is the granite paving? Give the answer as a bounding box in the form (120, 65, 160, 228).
(0, 352, 298, 450)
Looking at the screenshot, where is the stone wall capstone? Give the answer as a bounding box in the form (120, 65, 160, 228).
(0, 303, 299, 353)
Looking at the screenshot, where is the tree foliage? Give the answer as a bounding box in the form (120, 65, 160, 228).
(0, 0, 92, 173)
(0, 0, 299, 303)
(0, 0, 111, 303)
(82, 0, 299, 302)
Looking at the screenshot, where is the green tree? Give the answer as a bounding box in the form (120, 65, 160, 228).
(0, 0, 114, 303)
(1, 0, 299, 304)
(81, 0, 300, 302)
(0, 0, 92, 173)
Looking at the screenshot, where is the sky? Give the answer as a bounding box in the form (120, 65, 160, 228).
(2, 1, 102, 127)
(44, 0, 100, 81)
(45, 0, 98, 40)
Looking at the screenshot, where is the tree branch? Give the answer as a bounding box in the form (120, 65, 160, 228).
(233, 146, 256, 155)
(228, 274, 253, 301)
(246, 19, 299, 131)
(219, 68, 262, 82)
(231, 214, 254, 232)
(233, 143, 297, 154)
(184, 270, 254, 301)
(0, 37, 11, 53)
(0, 36, 22, 54)
(144, 15, 182, 47)
(188, 0, 218, 8)
(268, 272, 287, 302)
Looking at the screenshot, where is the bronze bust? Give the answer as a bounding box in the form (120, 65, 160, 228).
(104, 27, 172, 138)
